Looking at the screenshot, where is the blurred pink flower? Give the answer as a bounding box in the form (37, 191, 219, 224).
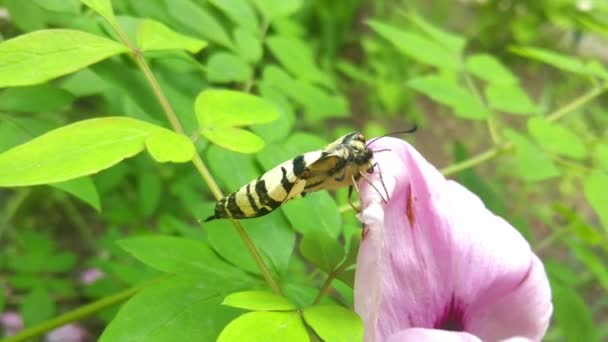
(79, 268, 104, 285)
(354, 138, 552, 342)
(45, 323, 89, 342)
(1, 311, 23, 337)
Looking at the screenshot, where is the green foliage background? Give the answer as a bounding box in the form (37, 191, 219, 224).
(0, 0, 607, 341)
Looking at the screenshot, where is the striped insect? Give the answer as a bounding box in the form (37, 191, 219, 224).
(204, 128, 416, 221)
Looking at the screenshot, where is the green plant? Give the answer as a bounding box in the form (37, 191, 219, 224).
(0, 0, 606, 341)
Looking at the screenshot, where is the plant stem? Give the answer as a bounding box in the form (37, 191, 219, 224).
(441, 86, 606, 176)
(313, 271, 337, 305)
(552, 156, 594, 174)
(547, 86, 605, 122)
(190, 156, 283, 294)
(312, 261, 350, 305)
(534, 225, 570, 253)
(133, 56, 184, 134)
(440, 142, 513, 176)
(3, 278, 161, 342)
(341, 86, 606, 214)
(108, 21, 281, 294)
(464, 73, 500, 144)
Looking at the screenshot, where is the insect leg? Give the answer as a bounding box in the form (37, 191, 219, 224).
(358, 170, 388, 203)
(370, 162, 390, 201)
(348, 175, 361, 213)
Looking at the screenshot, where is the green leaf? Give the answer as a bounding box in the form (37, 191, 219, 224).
(485, 84, 537, 115)
(101, 276, 244, 342)
(466, 54, 518, 85)
(276, 80, 348, 122)
(408, 12, 466, 54)
(249, 0, 303, 21)
(222, 291, 296, 311)
(504, 129, 560, 182)
(202, 127, 265, 154)
(195, 89, 279, 128)
(262, 65, 348, 122)
(302, 305, 363, 342)
(0, 84, 75, 112)
(593, 144, 608, 171)
(342, 233, 361, 269)
(300, 232, 344, 273)
(92, 60, 164, 123)
(45, 252, 77, 272)
(218, 311, 308, 342)
(452, 142, 507, 216)
(3, 0, 47, 32)
(266, 35, 333, 88)
(167, 0, 233, 49)
(281, 191, 342, 237)
(196, 90, 278, 152)
(21, 287, 55, 327)
(35, 0, 80, 13)
(137, 19, 207, 53)
(206, 145, 261, 191)
(545, 260, 579, 287)
(0, 286, 5, 312)
(527, 117, 587, 159)
(138, 171, 162, 217)
(203, 207, 295, 275)
(408, 13, 467, 55)
(0, 116, 62, 153)
(367, 20, 460, 70)
(570, 244, 608, 291)
(510, 46, 594, 76)
(117, 236, 250, 282)
(407, 75, 488, 120)
(234, 27, 263, 63)
(145, 130, 195, 163)
(251, 84, 296, 143)
(0, 29, 128, 88)
(52, 177, 101, 212)
(60, 68, 109, 96)
(80, 0, 116, 23)
(583, 173, 608, 232)
(552, 284, 599, 342)
(0, 117, 177, 186)
(209, 0, 259, 32)
(207, 52, 253, 83)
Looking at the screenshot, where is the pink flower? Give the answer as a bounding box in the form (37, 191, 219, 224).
(45, 323, 89, 342)
(354, 138, 552, 342)
(79, 268, 104, 285)
(1, 311, 23, 337)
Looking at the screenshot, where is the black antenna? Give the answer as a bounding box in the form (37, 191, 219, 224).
(366, 124, 418, 147)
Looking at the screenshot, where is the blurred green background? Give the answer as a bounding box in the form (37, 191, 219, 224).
(0, 0, 607, 340)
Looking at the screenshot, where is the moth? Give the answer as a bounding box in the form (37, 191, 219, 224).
(204, 128, 416, 221)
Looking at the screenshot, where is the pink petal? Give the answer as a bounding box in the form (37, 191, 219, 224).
(45, 324, 89, 342)
(354, 138, 552, 342)
(79, 268, 104, 285)
(386, 328, 482, 342)
(1, 311, 23, 336)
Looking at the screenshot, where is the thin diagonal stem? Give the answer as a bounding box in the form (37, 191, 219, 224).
(312, 265, 347, 305)
(107, 20, 281, 295)
(464, 73, 500, 143)
(340, 86, 606, 214)
(440, 86, 606, 176)
(3, 278, 163, 342)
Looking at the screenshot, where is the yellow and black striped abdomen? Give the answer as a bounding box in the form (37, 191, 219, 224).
(204, 152, 321, 221)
